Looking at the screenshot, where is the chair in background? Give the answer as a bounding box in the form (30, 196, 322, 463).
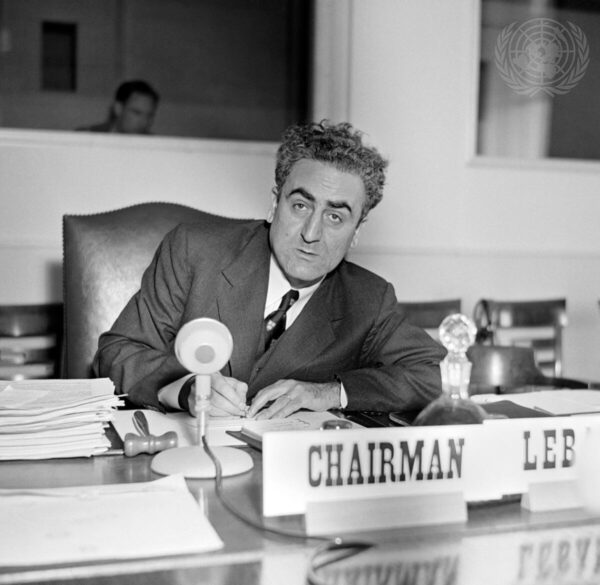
(0, 303, 63, 380)
(62, 202, 242, 378)
(467, 345, 588, 395)
(473, 298, 567, 378)
(397, 299, 461, 338)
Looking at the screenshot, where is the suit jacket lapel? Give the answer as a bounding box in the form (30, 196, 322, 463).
(250, 274, 340, 390)
(216, 224, 270, 382)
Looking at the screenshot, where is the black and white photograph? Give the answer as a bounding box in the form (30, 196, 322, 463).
(2, 1, 600, 584)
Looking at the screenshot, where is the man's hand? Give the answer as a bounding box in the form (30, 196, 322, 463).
(187, 372, 248, 417)
(247, 379, 341, 420)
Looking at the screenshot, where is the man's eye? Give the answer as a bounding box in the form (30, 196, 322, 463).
(328, 212, 343, 224)
(293, 202, 307, 211)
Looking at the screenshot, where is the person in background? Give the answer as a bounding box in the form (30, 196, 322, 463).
(94, 121, 445, 419)
(78, 80, 159, 135)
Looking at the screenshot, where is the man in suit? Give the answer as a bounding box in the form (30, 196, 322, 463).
(94, 121, 445, 419)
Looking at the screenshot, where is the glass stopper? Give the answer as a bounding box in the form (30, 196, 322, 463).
(439, 313, 477, 355)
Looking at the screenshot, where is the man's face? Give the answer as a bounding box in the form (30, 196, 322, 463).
(115, 92, 156, 134)
(268, 159, 367, 288)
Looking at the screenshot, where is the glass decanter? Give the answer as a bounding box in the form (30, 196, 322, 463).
(413, 313, 488, 426)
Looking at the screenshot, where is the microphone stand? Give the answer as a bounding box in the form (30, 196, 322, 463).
(150, 318, 254, 479)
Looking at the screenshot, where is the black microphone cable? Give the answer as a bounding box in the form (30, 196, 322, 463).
(201, 435, 373, 585)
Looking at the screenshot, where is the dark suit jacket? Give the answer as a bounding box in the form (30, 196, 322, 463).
(94, 219, 445, 412)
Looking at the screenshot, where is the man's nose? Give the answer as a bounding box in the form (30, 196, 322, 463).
(301, 213, 322, 243)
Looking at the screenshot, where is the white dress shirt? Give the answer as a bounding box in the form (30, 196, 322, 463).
(159, 254, 347, 409)
(263, 255, 320, 326)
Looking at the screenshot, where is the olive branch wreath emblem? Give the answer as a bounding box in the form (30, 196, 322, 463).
(494, 19, 589, 97)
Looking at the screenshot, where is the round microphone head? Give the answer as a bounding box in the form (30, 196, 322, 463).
(174, 318, 233, 374)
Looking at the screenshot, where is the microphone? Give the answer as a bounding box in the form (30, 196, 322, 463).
(151, 318, 254, 478)
(175, 318, 234, 446)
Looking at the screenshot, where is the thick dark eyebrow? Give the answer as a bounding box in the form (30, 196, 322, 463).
(287, 188, 354, 216)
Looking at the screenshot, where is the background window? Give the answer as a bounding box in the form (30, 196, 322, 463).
(41, 21, 76, 91)
(0, 0, 312, 141)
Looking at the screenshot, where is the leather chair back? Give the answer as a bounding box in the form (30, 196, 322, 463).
(62, 202, 233, 378)
(397, 299, 461, 328)
(397, 299, 461, 339)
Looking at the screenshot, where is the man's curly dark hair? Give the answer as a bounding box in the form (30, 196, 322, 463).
(273, 121, 388, 221)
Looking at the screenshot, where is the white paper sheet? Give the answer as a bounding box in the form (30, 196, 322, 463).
(241, 410, 359, 440)
(473, 389, 600, 415)
(0, 475, 223, 566)
(112, 409, 359, 448)
(0, 378, 119, 413)
(112, 410, 247, 447)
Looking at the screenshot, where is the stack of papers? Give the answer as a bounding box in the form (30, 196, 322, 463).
(0, 378, 122, 460)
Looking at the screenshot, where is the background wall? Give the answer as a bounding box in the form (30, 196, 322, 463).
(345, 0, 600, 381)
(2, 0, 600, 380)
(0, 130, 277, 304)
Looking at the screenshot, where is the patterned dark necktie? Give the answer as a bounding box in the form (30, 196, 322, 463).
(264, 289, 299, 351)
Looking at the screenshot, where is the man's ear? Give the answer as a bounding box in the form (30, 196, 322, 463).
(350, 223, 362, 249)
(350, 213, 368, 249)
(267, 193, 278, 223)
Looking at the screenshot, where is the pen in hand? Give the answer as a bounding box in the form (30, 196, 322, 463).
(207, 372, 249, 418)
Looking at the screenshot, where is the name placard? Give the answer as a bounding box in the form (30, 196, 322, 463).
(262, 415, 600, 517)
(263, 425, 482, 516)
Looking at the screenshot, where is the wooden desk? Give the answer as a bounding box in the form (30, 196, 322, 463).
(2, 447, 600, 585)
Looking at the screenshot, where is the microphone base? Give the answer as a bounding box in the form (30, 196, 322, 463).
(151, 445, 254, 479)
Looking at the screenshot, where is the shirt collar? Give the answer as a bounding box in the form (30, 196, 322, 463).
(266, 255, 322, 308)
